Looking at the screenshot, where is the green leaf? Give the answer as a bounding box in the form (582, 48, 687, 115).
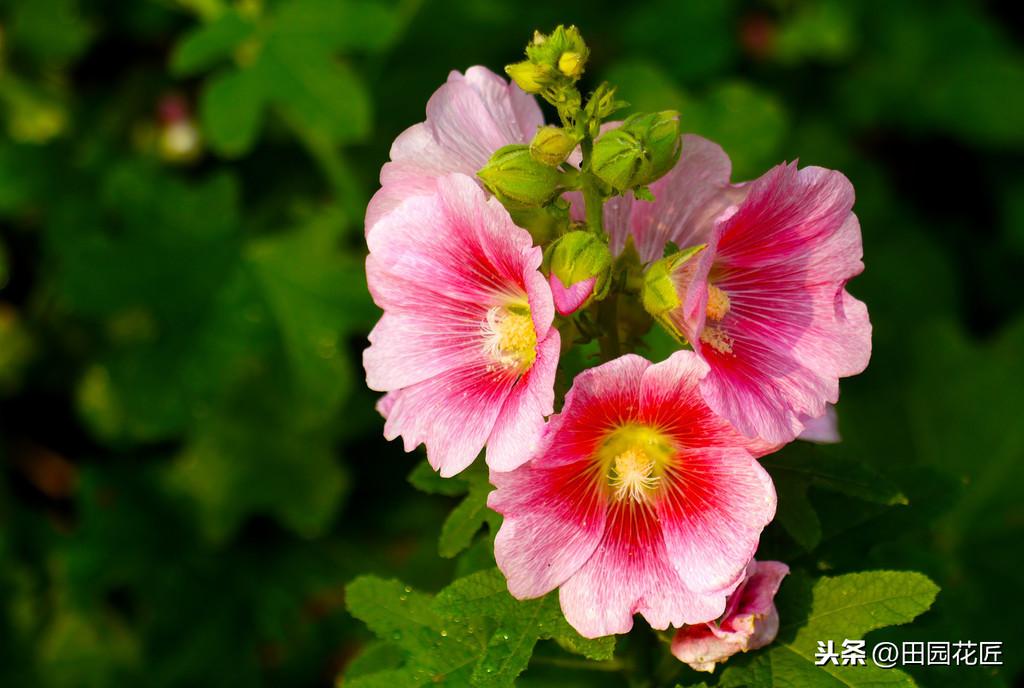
(200, 68, 266, 157)
(433, 569, 616, 686)
(345, 576, 483, 686)
(408, 460, 471, 497)
(764, 443, 907, 550)
(721, 571, 939, 688)
(262, 42, 373, 144)
(170, 11, 254, 76)
(439, 475, 495, 559)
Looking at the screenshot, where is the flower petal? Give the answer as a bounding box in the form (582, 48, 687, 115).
(558, 503, 728, 638)
(490, 458, 607, 599)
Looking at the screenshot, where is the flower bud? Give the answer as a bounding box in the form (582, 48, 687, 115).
(624, 110, 681, 182)
(478, 144, 566, 208)
(641, 245, 706, 343)
(590, 128, 645, 194)
(505, 61, 554, 94)
(591, 111, 681, 193)
(529, 126, 579, 167)
(545, 231, 612, 314)
(525, 25, 589, 83)
(558, 51, 584, 78)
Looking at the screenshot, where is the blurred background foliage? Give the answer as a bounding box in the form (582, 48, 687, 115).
(0, 0, 1022, 686)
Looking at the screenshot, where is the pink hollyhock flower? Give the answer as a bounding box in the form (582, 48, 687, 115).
(489, 352, 777, 638)
(798, 405, 840, 444)
(653, 160, 871, 444)
(671, 560, 789, 672)
(366, 67, 543, 234)
(364, 173, 559, 477)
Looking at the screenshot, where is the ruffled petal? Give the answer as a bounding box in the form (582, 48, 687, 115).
(485, 330, 560, 471)
(559, 503, 728, 638)
(490, 458, 607, 599)
(798, 405, 840, 444)
(678, 163, 872, 443)
(366, 67, 542, 233)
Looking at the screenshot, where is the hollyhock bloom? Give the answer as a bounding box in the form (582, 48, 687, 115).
(671, 560, 789, 672)
(798, 405, 840, 444)
(366, 67, 543, 233)
(655, 161, 871, 443)
(364, 173, 559, 477)
(489, 352, 777, 638)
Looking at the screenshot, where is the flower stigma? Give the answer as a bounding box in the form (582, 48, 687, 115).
(701, 283, 734, 354)
(481, 302, 537, 372)
(598, 424, 675, 503)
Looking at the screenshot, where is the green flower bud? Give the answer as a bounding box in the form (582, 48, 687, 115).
(624, 110, 681, 183)
(641, 245, 706, 343)
(590, 127, 645, 193)
(525, 25, 589, 82)
(478, 144, 566, 208)
(529, 126, 579, 167)
(547, 231, 613, 291)
(591, 111, 681, 193)
(505, 61, 554, 94)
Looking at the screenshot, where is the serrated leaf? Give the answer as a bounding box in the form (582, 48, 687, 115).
(345, 576, 483, 686)
(721, 571, 939, 688)
(408, 460, 470, 497)
(170, 11, 253, 76)
(433, 569, 616, 686)
(438, 477, 494, 559)
(434, 568, 514, 619)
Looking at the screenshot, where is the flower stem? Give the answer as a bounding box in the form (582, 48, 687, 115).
(597, 292, 620, 361)
(579, 136, 604, 237)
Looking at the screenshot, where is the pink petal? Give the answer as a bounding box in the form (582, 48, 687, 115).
(558, 503, 728, 638)
(364, 174, 558, 476)
(629, 134, 741, 263)
(549, 273, 596, 315)
(798, 405, 840, 443)
(486, 330, 560, 471)
(489, 459, 607, 599)
(678, 163, 872, 443)
(382, 364, 515, 477)
(366, 67, 542, 234)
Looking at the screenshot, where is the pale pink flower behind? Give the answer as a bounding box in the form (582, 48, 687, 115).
(569, 134, 741, 262)
(366, 67, 543, 233)
(671, 560, 789, 672)
(364, 173, 559, 477)
(661, 161, 871, 444)
(489, 352, 777, 638)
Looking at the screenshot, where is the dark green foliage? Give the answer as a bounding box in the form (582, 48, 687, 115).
(1, 1, 1022, 686)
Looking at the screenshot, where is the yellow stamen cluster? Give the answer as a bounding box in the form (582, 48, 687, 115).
(610, 448, 659, 503)
(481, 305, 537, 372)
(705, 283, 731, 321)
(701, 283, 734, 354)
(597, 424, 675, 503)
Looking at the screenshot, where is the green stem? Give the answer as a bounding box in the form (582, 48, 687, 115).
(578, 136, 604, 236)
(597, 292, 620, 362)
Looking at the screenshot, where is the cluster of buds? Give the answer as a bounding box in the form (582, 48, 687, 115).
(362, 25, 870, 673)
